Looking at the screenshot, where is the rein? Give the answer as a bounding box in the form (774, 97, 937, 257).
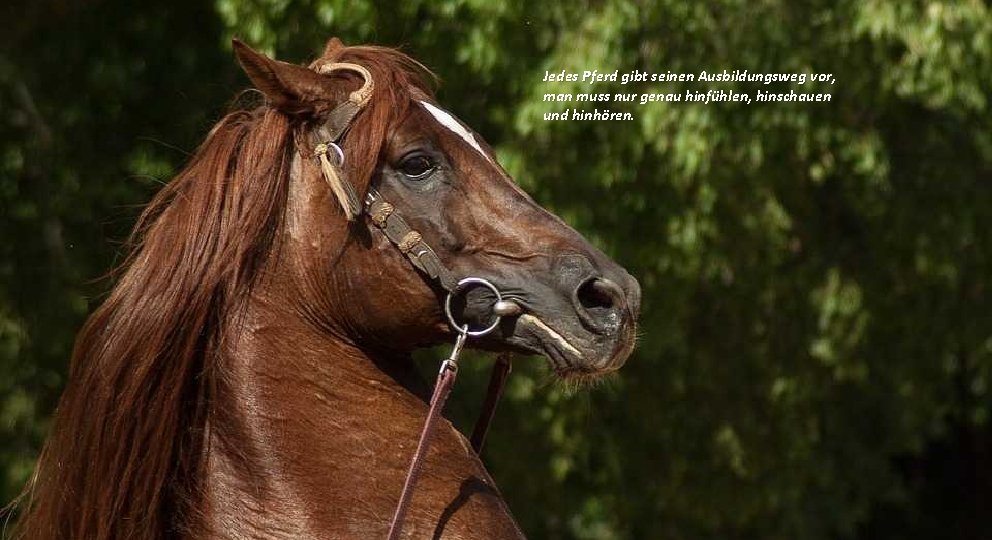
(310, 61, 518, 539)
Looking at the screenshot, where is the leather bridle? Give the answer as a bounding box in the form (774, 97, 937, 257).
(310, 61, 518, 540)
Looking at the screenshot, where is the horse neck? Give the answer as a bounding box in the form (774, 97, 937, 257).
(198, 292, 525, 539)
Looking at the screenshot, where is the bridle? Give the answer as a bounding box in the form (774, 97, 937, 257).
(310, 61, 520, 539)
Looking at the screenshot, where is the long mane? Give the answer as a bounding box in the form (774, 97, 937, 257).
(14, 44, 434, 539)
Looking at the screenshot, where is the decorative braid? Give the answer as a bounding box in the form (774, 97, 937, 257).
(316, 62, 374, 106)
(371, 202, 394, 227)
(314, 143, 360, 221)
(398, 231, 423, 253)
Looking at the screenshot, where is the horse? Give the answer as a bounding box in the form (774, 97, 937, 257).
(14, 37, 640, 539)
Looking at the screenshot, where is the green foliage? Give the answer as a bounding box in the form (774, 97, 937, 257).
(3, 1, 991, 538)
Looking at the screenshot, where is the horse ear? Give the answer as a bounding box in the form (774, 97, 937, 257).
(232, 39, 332, 114)
(322, 37, 346, 58)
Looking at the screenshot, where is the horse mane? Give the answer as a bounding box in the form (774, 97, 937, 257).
(13, 43, 434, 539)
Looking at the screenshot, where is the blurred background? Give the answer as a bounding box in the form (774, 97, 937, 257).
(2, 1, 992, 538)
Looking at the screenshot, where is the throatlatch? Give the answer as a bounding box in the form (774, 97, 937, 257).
(310, 62, 373, 221)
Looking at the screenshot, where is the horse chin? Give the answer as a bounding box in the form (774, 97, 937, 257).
(500, 311, 637, 381)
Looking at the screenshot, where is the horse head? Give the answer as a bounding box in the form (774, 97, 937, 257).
(233, 39, 640, 377)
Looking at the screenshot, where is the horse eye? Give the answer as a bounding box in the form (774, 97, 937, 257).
(398, 155, 436, 180)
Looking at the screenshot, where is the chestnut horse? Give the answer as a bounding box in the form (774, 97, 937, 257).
(15, 38, 639, 539)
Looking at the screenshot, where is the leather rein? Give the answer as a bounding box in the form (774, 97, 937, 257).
(310, 61, 517, 540)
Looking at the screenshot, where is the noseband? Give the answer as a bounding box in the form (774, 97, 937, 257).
(311, 61, 517, 539)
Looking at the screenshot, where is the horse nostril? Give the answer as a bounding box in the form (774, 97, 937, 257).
(577, 278, 617, 310)
(574, 277, 626, 333)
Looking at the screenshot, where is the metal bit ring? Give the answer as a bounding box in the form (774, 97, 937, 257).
(444, 277, 503, 337)
(327, 142, 345, 165)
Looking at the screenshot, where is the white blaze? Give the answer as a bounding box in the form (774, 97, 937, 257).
(418, 100, 494, 164)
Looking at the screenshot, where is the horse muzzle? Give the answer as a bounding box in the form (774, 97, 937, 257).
(457, 254, 641, 378)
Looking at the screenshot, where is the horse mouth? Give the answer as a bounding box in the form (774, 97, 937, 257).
(502, 309, 637, 379)
(517, 314, 585, 373)
(455, 273, 640, 378)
